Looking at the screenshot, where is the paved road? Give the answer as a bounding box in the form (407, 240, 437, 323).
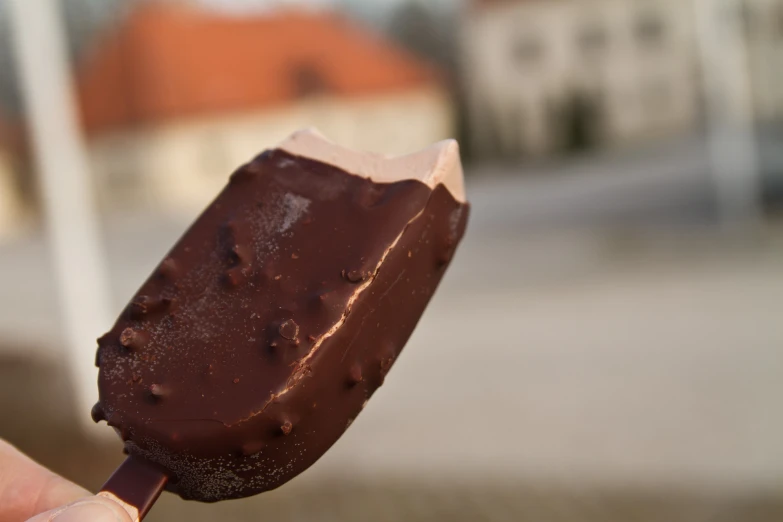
(331, 229, 783, 493)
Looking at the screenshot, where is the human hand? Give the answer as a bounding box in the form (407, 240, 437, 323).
(0, 439, 133, 522)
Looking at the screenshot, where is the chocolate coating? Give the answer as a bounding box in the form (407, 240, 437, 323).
(94, 149, 469, 501)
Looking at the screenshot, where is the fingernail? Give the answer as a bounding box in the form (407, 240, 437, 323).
(52, 500, 125, 522)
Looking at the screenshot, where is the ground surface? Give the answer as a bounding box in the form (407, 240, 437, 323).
(1, 143, 782, 520)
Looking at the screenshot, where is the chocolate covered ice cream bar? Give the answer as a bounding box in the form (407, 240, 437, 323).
(92, 129, 469, 515)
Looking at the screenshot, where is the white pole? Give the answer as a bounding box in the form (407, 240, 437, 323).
(8, 0, 112, 431)
(693, 0, 762, 225)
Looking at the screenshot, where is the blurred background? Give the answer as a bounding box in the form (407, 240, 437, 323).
(1, 0, 782, 520)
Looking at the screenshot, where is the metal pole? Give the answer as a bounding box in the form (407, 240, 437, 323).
(8, 0, 112, 431)
(693, 0, 762, 225)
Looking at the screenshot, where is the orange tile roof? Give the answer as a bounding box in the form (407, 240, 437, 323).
(76, 3, 441, 136)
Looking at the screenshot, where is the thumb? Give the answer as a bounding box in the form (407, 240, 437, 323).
(26, 494, 135, 522)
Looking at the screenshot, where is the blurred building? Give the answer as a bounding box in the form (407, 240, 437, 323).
(743, 0, 783, 122)
(76, 2, 452, 214)
(462, 0, 700, 159)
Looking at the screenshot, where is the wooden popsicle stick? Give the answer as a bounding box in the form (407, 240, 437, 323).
(99, 456, 168, 522)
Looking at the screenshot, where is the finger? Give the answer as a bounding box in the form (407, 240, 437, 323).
(0, 439, 89, 521)
(25, 495, 135, 522)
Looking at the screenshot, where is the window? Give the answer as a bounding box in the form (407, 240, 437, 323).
(778, 5, 783, 37)
(635, 11, 666, 47)
(641, 79, 672, 116)
(578, 24, 608, 54)
(291, 64, 327, 98)
(512, 35, 545, 66)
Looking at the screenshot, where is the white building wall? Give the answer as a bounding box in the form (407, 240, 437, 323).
(462, 1, 572, 156)
(744, 0, 783, 121)
(462, 0, 701, 158)
(88, 88, 454, 215)
(600, 0, 699, 143)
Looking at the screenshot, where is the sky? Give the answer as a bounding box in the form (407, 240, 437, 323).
(197, 0, 459, 19)
(197, 0, 457, 7)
